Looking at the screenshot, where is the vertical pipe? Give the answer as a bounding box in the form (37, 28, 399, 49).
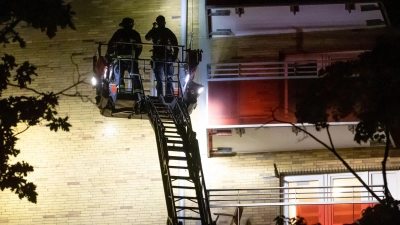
(179, 0, 188, 91)
(284, 62, 288, 116)
(178, 3, 188, 224)
(198, 0, 212, 155)
(180, 0, 188, 48)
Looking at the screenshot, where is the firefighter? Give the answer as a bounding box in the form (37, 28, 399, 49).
(106, 17, 142, 106)
(145, 15, 179, 96)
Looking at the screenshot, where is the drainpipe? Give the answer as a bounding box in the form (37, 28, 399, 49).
(179, 3, 188, 225)
(181, 0, 188, 47)
(179, 0, 188, 92)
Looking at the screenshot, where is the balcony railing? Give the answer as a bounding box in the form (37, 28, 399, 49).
(206, 58, 360, 126)
(208, 185, 384, 207)
(207, 60, 346, 81)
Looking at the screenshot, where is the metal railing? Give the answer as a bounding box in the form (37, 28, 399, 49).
(208, 185, 384, 207)
(207, 59, 354, 81)
(96, 42, 190, 97)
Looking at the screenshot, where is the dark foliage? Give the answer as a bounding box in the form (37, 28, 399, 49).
(293, 35, 400, 225)
(295, 36, 400, 144)
(0, 0, 75, 47)
(357, 201, 400, 225)
(274, 215, 321, 225)
(274, 203, 400, 225)
(0, 0, 75, 203)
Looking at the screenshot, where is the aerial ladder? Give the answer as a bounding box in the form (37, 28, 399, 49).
(92, 42, 215, 225)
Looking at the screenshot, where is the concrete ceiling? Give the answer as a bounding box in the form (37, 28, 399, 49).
(210, 125, 371, 154)
(208, 3, 387, 37)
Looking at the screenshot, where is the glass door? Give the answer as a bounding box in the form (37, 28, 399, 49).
(369, 170, 400, 200)
(327, 173, 370, 225)
(284, 175, 325, 225)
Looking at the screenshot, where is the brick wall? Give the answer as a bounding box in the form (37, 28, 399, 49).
(1, 1, 399, 225)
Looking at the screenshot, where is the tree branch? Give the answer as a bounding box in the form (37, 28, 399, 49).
(13, 124, 32, 137)
(6, 54, 96, 104)
(262, 108, 383, 203)
(382, 128, 391, 203)
(326, 126, 382, 203)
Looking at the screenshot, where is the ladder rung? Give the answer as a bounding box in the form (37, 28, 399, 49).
(164, 130, 178, 134)
(168, 156, 186, 160)
(165, 135, 181, 139)
(169, 166, 188, 169)
(158, 111, 170, 114)
(172, 185, 195, 189)
(174, 196, 197, 200)
(157, 111, 169, 114)
(158, 113, 171, 116)
(176, 206, 199, 210)
(168, 146, 185, 152)
(177, 216, 201, 220)
(157, 113, 168, 116)
(161, 120, 173, 123)
(167, 140, 183, 144)
(170, 176, 191, 180)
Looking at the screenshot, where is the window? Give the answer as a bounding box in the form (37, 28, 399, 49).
(283, 171, 399, 225)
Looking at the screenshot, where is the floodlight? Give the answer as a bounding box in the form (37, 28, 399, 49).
(91, 76, 97, 86)
(183, 80, 204, 114)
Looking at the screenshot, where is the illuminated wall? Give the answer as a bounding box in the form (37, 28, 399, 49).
(0, 0, 189, 224)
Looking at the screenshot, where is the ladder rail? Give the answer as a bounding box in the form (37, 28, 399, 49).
(170, 98, 214, 224)
(147, 96, 179, 225)
(147, 96, 215, 225)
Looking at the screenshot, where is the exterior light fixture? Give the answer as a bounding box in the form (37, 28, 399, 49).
(235, 8, 244, 17)
(290, 5, 299, 15)
(91, 76, 97, 86)
(183, 80, 204, 114)
(345, 3, 355, 13)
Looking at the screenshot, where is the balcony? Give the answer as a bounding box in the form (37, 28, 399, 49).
(208, 185, 384, 225)
(206, 57, 359, 127)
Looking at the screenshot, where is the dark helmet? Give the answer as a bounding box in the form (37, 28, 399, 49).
(119, 17, 134, 27)
(156, 15, 165, 24)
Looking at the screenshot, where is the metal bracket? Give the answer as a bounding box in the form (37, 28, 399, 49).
(210, 29, 235, 36)
(292, 126, 302, 136)
(235, 128, 245, 137)
(348, 125, 356, 134)
(235, 8, 244, 17)
(209, 10, 230, 16)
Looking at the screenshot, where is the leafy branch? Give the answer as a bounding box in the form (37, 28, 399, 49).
(0, 0, 79, 203)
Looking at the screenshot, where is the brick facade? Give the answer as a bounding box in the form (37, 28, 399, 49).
(0, 1, 398, 225)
